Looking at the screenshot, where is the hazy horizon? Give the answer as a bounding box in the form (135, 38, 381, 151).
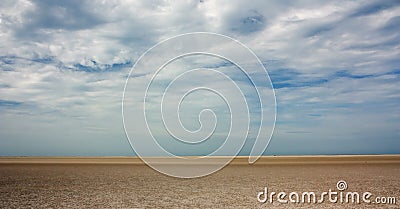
(0, 0, 399, 156)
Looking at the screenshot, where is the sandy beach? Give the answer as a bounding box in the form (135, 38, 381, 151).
(0, 155, 399, 208)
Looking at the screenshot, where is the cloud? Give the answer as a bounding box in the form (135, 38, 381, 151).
(15, 0, 105, 41)
(0, 99, 23, 108)
(348, 1, 400, 17)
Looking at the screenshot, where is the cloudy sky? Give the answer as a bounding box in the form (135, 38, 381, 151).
(0, 0, 399, 156)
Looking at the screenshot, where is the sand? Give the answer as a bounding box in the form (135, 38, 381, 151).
(0, 156, 399, 208)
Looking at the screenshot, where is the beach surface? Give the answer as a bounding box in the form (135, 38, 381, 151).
(0, 155, 399, 208)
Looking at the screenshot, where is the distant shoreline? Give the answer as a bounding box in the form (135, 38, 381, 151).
(1, 155, 400, 165)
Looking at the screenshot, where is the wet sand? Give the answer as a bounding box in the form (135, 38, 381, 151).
(0, 156, 399, 208)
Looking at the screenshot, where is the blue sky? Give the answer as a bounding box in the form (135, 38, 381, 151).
(0, 0, 399, 156)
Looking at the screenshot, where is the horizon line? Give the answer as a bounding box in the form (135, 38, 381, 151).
(1, 154, 400, 165)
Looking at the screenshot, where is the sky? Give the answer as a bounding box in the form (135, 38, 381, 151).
(0, 0, 399, 156)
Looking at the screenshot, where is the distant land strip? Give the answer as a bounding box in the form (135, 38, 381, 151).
(0, 155, 400, 165)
